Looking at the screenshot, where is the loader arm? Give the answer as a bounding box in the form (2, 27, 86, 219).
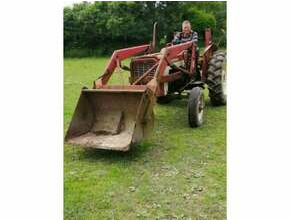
(201, 28, 213, 81)
(94, 44, 150, 88)
(147, 40, 196, 95)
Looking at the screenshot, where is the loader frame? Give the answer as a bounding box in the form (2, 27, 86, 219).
(93, 28, 213, 98)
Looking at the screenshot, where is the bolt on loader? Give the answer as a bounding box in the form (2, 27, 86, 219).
(65, 23, 227, 151)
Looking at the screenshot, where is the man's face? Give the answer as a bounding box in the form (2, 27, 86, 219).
(182, 24, 191, 34)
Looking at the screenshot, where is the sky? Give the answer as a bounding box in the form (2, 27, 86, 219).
(63, 0, 83, 7)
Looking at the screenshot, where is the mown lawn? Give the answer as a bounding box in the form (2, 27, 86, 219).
(64, 57, 226, 220)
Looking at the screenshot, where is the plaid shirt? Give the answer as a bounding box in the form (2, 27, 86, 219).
(172, 31, 198, 45)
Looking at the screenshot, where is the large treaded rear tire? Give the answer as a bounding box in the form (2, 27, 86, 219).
(207, 51, 227, 106)
(188, 87, 204, 128)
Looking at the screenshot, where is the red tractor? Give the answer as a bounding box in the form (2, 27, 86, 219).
(65, 23, 227, 151)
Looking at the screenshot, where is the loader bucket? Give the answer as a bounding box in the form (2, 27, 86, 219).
(65, 85, 154, 151)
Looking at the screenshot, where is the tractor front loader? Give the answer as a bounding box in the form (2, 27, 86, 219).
(65, 23, 227, 151)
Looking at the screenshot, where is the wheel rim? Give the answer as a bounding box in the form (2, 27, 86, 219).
(198, 95, 204, 122)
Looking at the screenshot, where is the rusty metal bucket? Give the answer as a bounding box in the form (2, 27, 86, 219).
(65, 85, 154, 151)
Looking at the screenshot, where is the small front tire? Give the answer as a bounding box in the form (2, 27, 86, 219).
(188, 87, 205, 128)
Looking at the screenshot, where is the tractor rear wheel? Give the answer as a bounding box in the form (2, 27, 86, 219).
(188, 87, 204, 128)
(207, 51, 227, 106)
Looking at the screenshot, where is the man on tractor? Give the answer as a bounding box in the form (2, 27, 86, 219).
(172, 20, 198, 45)
(172, 20, 200, 78)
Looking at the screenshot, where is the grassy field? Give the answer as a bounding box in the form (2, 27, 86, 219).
(64, 58, 226, 220)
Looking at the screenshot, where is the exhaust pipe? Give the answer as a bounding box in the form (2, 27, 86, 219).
(150, 22, 157, 52)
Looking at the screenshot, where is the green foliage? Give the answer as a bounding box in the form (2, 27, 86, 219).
(187, 1, 227, 47)
(64, 1, 227, 57)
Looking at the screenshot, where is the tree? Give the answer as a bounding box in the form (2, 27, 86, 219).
(63, 1, 226, 57)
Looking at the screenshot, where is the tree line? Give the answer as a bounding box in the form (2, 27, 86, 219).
(64, 1, 226, 57)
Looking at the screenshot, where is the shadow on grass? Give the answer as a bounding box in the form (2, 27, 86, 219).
(76, 140, 157, 164)
(159, 96, 215, 109)
(160, 98, 187, 108)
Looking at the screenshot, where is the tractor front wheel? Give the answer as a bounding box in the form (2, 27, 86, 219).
(207, 51, 227, 106)
(188, 87, 204, 128)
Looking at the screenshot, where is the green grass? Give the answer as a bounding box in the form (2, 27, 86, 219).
(64, 57, 226, 219)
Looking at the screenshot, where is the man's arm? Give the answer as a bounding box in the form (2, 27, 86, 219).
(172, 32, 181, 45)
(192, 31, 198, 43)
